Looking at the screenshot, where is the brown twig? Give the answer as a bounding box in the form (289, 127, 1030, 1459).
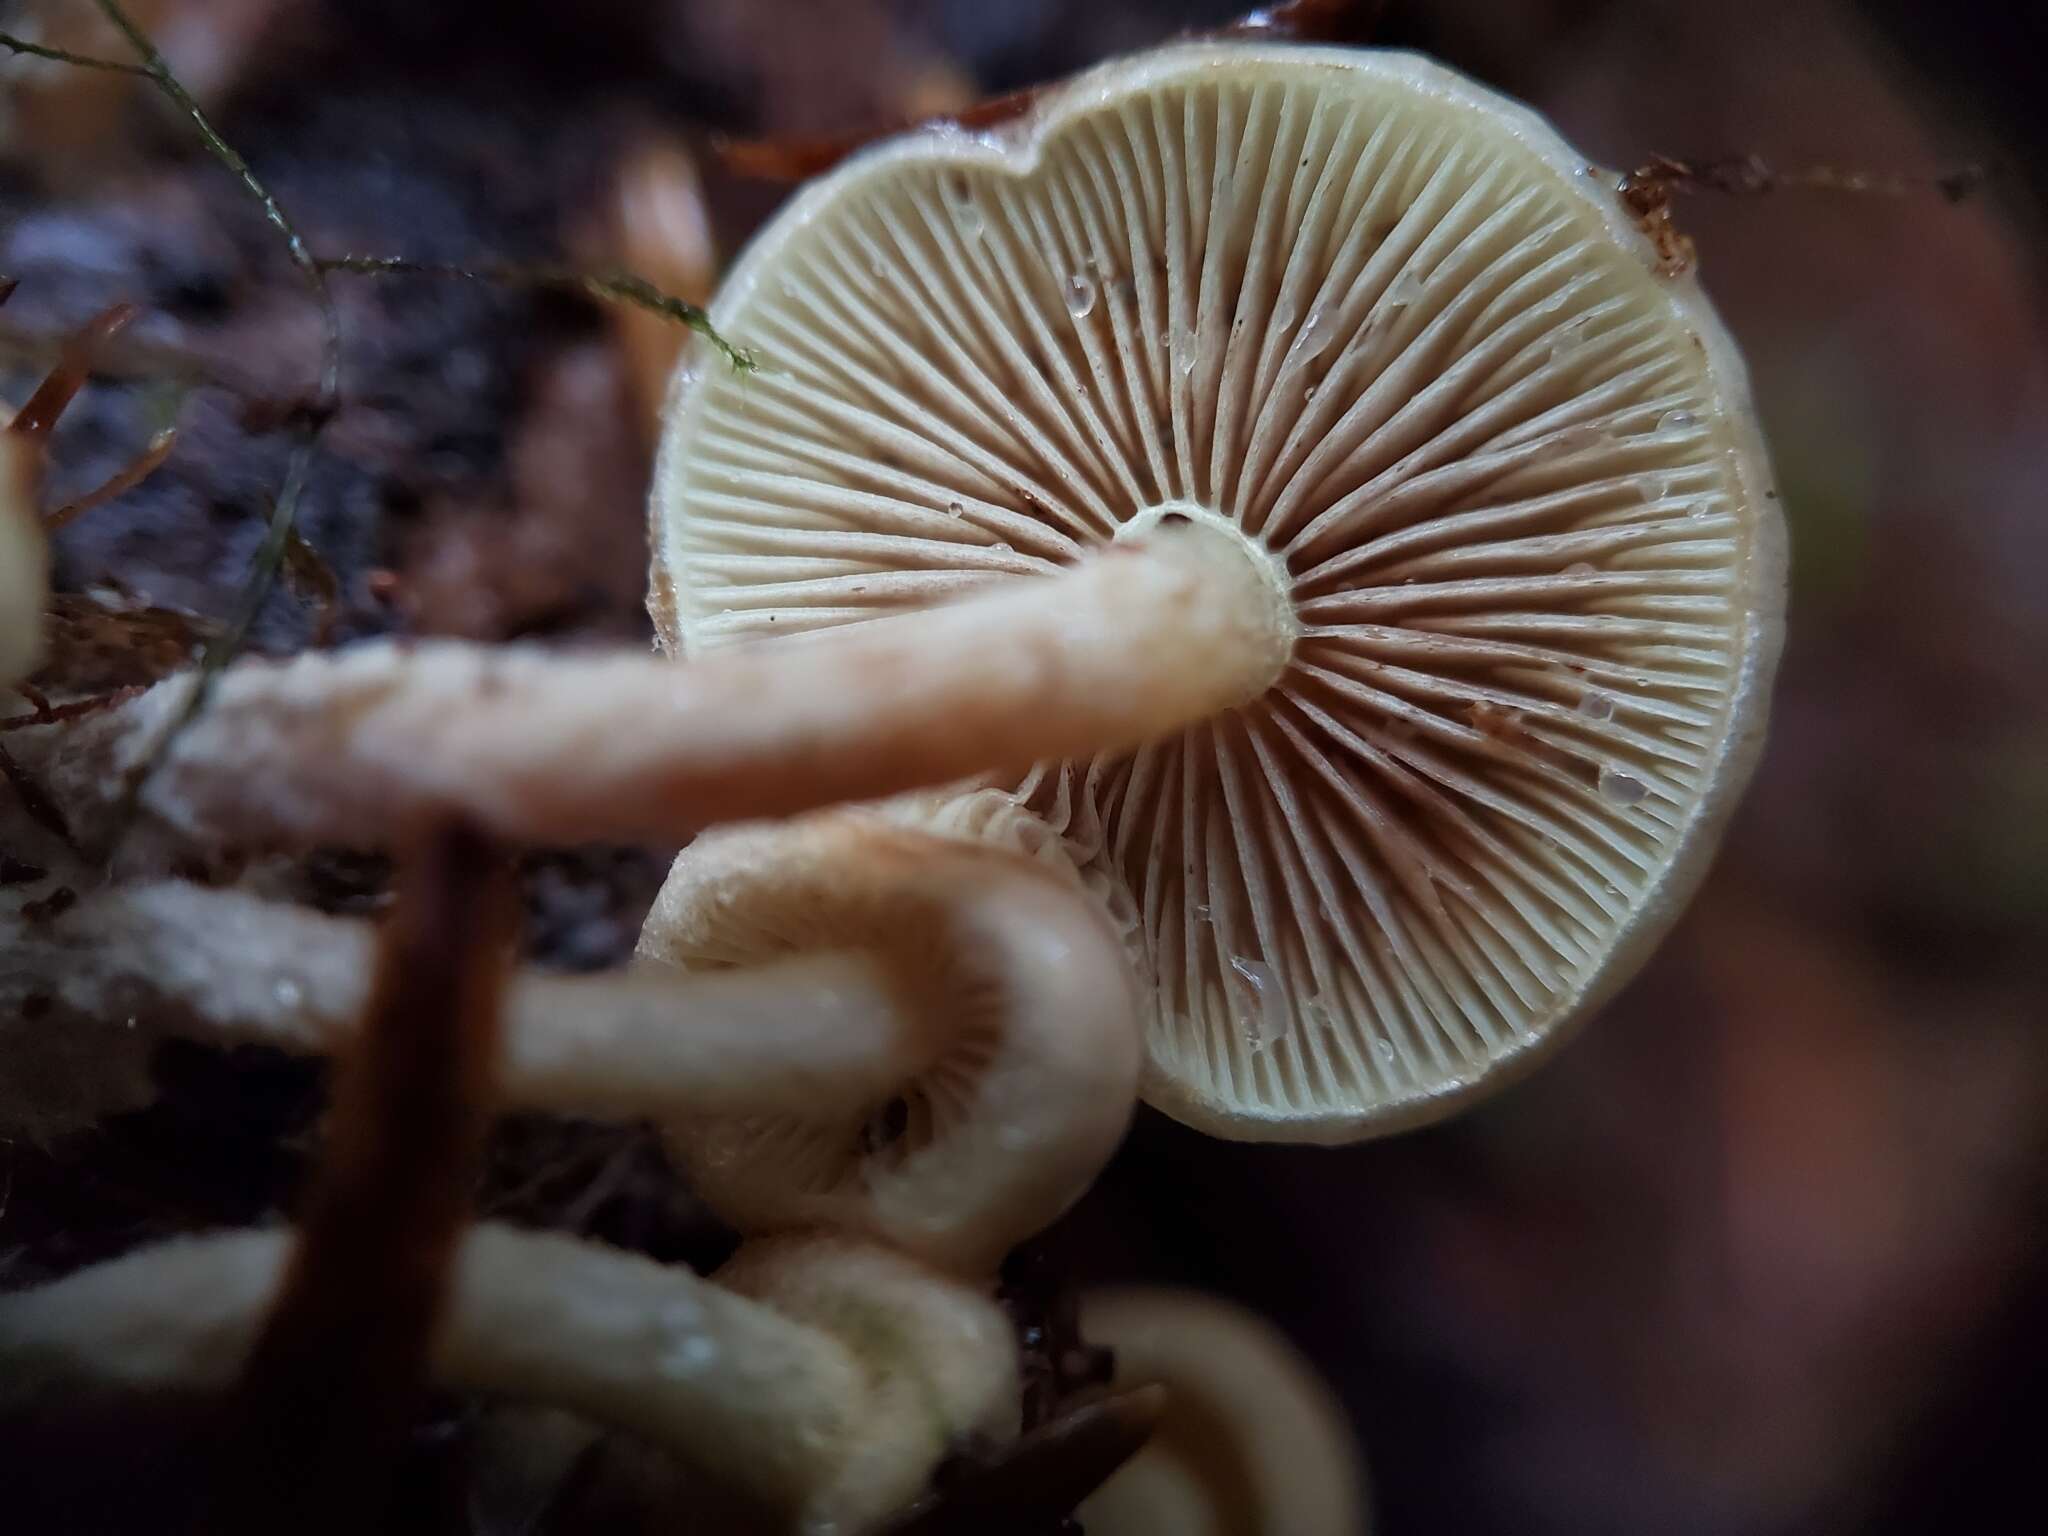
(207, 818, 513, 1536)
(4, 304, 140, 444)
(41, 429, 176, 532)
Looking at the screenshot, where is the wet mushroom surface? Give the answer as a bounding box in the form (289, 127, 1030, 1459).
(653, 42, 1787, 1139)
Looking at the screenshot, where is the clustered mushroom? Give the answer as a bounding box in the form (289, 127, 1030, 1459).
(0, 35, 1786, 1535)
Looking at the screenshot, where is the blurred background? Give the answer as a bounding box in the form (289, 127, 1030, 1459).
(3, 2, 2044, 1532)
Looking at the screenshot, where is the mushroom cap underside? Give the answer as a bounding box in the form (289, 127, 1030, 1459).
(651, 42, 1787, 1140)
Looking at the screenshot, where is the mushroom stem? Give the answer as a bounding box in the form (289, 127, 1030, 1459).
(0, 1225, 1017, 1531)
(1, 435, 44, 691)
(11, 519, 1290, 860)
(0, 881, 936, 1136)
(640, 813, 1144, 1271)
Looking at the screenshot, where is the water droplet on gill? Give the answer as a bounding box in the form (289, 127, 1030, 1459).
(1598, 765, 1650, 806)
(1549, 316, 1593, 362)
(1174, 329, 1199, 375)
(944, 176, 985, 240)
(1385, 269, 1424, 309)
(1548, 424, 1610, 458)
(1577, 689, 1616, 721)
(1565, 561, 1598, 578)
(1375, 1036, 1397, 1064)
(1229, 955, 1287, 1049)
(273, 978, 304, 1010)
(1297, 306, 1335, 357)
(1192, 902, 1213, 922)
(849, 583, 868, 594)
(1063, 271, 1098, 318)
(946, 499, 965, 517)
(1658, 407, 1699, 432)
(991, 540, 1014, 552)
(1304, 383, 1318, 401)
(1687, 497, 1712, 520)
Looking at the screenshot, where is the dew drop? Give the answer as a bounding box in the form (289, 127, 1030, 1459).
(1565, 561, 1598, 577)
(665, 1333, 720, 1375)
(1658, 407, 1699, 432)
(850, 583, 868, 595)
(1174, 329, 1198, 375)
(1193, 902, 1213, 921)
(991, 540, 1013, 552)
(1598, 766, 1650, 806)
(1228, 955, 1286, 1049)
(1577, 689, 1616, 721)
(1062, 271, 1097, 318)
(1375, 1036, 1397, 1064)
(946, 500, 964, 517)
(1297, 306, 1335, 357)
(1303, 384, 1318, 401)
(1385, 269, 1424, 308)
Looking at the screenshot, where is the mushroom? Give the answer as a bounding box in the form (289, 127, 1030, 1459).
(1, 433, 41, 691)
(648, 40, 1786, 1140)
(0, 1225, 1019, 1534)
(2, 818, 1141, 1271)
(1077, 1286, 1367, 1536)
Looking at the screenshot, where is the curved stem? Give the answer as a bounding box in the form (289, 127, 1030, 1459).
(0, 1226, 863, 1521)
(1, 882, 932, 1125)
(0, 1226, 1016, 1531)
(640, 813, 1143, 1271)
(10, 520, 1289, 858)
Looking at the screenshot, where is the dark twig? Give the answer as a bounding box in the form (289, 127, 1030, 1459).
(209, 819, 513, 1536)
(5, 304, 140, 444)
(84, 0, 343, 852)
(0, 28, 149, 75)
(0, 687, 144, 732)
(42, 430, 176, 531)
(315, 254, 754, 373)
(879, 1386, 1167, 1535)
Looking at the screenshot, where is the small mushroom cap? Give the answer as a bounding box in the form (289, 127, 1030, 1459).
(1077, 1286, 1368, 1536)
(652, 42, 1786, 1140)
(639, 813, 1141, 1271)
